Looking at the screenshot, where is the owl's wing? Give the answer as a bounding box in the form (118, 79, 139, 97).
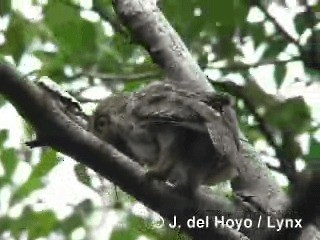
(127, 81, 239, 152)
(168, 95, 240, 156)
(127, 82, 205, 128)
(206, 120, 238, 158)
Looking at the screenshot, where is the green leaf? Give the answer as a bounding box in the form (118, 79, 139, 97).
(74, 199, 94, 215)
(263, 40, 287, 59)
(110, 216, 141, 240)
(35, 51, 65, 80)
(59, 213, 83, 235)
(239, 79, 279, 108)
(110, 213, 188, 240)
(110, 229, 139, 240)
(0, 129, 8, 147)
(0, 216, 12, 234)
(110, 214, 148, 240)
(93, 0, 113, 9)
(0, 0, 11, 16)
(0, 95, 6, 108)
(274, 64, 286, 88)
(294, 12, 308, 36)
(294, 10, 318, 36)
(0, 148, 19, 181)
(10, 207, 58, 240)
(0, 13, 28, 62)
(74, 163, 91, 187)
(264, 97, 311, 134)
(10, 177, 43, 206)
(10, 150, 58, 205)
(301, 31, 320, 71)
(27, 210, 58, 240)
(125, 214, 163, 238)
(59, 199, 93, 235)
(210, 0, 248, 35)
(163, 0, 248, 54)
(0, 13, 46, 63)
(123, 80, 147, 93)
(305, 138, 320, 163)
(247, 23, 266, 48)
(0, 147, 19, 189)
(30, 150, 58, 178)
(214, 38, 239, 60)
(0, 147, 18, 188)
(44, 1, 98, 65)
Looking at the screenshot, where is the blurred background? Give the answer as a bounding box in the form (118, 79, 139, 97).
(0, 0, 320, 239)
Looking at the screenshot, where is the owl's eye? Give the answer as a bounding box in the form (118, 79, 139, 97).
(95, 116, 109, 131)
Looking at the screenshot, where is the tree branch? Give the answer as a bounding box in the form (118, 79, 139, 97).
(253, 0, 300, 47)
(209, 57, 301, 72)
(77, 70, 161, 82)
(112, 0, 212, 92)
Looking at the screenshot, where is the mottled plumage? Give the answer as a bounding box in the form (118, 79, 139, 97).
(90, 81, 240, 196)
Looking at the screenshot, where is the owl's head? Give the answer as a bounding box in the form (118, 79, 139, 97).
(89, 95, 128, 142)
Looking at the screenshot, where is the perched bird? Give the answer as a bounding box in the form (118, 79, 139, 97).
(90, 81, 240, 196)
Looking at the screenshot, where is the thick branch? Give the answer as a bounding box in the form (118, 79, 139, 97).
(112, 0, 212, 92)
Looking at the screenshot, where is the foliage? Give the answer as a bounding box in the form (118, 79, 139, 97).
(0, 0, 319, 239)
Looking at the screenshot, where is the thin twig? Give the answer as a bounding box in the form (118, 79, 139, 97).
(209, 57, 301, 71)
(254, 1, 300, 47)
(77, 71, 161, 82)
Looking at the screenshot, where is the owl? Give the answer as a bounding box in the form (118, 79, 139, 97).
(90, 81, 240, 196)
